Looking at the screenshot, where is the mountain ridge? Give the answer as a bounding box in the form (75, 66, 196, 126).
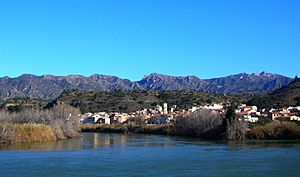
(0, 72, 293, 100)
(247, 77, 300, 108)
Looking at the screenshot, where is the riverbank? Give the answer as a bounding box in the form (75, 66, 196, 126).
(2, 121, 299, 145)
(81, 121, 300, 140)
(81, 123, 174, 135)
(0, 104, 81, 145)
(0, 123, 81, 144)
(0, 123, 57, 144)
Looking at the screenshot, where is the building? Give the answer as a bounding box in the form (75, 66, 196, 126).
(82, 117, 95, 124)
(163, 103, 168, 114)
(290, 115, 300, 121)
(116, 115, 130, 123)
(156, 105, 163, 113)
(239, 111, 259, 123)
(95, 117, 111, 124)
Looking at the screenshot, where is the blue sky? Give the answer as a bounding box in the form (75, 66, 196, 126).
(0, 0, 299, 80)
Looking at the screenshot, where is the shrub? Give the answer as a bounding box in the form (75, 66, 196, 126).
(144, 124, 175, 135)
(248, 122, 300, 140)
(223, 105, 247, 140)
(0, 104, 81, 143)
(50, 104, 81, 138)
(0, 111, 10, 124)
(13, 124, 57, 143)
(175, 109, 223, 138)
(0, 123, 56, 144)
(0, 123, 15, 144)
(226, 118, 247, 140)
(81, 124, 127, 133)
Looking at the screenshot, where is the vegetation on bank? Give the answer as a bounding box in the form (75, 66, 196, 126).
(1, 103, 300, 144)
(81, 108, 300, 140)
(0, 124, 56, 144)
(81, 109, 217, 138)
(81, 123, 175, 135)
(247, 122, 300, 140)
(0, 104, 81, 144)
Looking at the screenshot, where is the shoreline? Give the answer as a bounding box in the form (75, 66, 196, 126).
(1, 121, 300, 145)
(80, 122, 300, 141)
(0, 123, 80, 145)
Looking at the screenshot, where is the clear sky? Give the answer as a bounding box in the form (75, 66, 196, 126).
(0, 0, 299, 80)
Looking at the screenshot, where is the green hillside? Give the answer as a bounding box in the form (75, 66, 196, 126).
(247, 78, 300, 108)
(0, 97, 49, 112)
(52, 89, 253, 113)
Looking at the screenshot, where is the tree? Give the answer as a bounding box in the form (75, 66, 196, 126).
(7, 105, 23, 113)
(223, 104, 237, 128)
(175, 109, 223, 138)
(296, 98, 300, 106)
(223, 104, 247, 140)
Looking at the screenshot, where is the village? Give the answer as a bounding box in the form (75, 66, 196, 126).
(80, 102, 300, 125)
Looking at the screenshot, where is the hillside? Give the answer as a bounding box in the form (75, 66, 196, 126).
(0, 72, 292, 100)
(247, 78, 300, 108)
(0, 97, 49, 111)
(51, 90, 253, 113)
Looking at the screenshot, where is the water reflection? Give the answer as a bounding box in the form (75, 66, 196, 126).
(227, 140, 300, 151)
(1, 133, 300, 151)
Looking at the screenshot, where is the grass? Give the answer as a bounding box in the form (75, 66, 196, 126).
(81, 121, 300, 140)
(143, 124, 175, 135)
(13, 124, 57, 143)
(0, 104, 81, 144)
(81, 123, 175, 135)
(0, 123, 57, 144)
(81, 123, 127, 133)
(3, 120, 299, 145)
(247, 121, 300, 140)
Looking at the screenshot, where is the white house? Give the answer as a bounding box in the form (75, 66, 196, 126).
(290, 115, 300, 121)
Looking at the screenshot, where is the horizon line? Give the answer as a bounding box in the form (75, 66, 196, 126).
(0, 71, 295, 81)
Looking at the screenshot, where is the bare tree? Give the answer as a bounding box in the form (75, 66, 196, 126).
(0, 104, 81, 140)
(0, 124, 15, 144)
(175, 109, 223, 138)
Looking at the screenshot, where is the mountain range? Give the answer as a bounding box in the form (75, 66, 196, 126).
(247, 77, 300, 108)
(0, 72, 293, 100)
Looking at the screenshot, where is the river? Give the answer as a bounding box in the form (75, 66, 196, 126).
(0, 133, 300, 177)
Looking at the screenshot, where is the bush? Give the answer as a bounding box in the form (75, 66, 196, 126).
(81, 124, 127, 133)
(0, 123, 15, 144)
(80, 123, 175, 135)
(13, 124, 57, 143)
(226, 118, 247, 140)
(0, 111, 10, 124)
(248, 122, 300, 140)
(175, 109, 223, 139)
(0, 104, 81, 143)
(50, 104, 81, 138)
(223, 105, 247, 140)
(7, 105, 23, 113)
(0, 123, 56, 144)
(144, 124, 175, 135)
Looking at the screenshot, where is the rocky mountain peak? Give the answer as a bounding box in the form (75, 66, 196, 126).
(0, 72, 293, 100)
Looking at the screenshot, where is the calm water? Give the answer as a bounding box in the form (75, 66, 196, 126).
(1, 133, 300, 177)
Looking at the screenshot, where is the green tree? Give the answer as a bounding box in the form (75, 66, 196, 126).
(223, 104, 237, 128)
(7, 105, 23, 113)
(296, 98, 300, 106)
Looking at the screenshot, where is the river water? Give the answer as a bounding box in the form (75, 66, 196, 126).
(0, 133, 300, 177)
